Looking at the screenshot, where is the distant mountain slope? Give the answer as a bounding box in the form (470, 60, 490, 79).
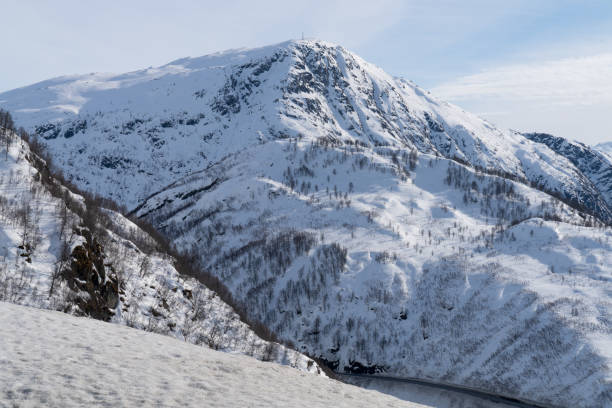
(0, 301, 419, 408)
(133, 136, 611, 407)
(1, 40, 610, 222)
(524, 133, 612, 208)
(596, 141, 612, 159)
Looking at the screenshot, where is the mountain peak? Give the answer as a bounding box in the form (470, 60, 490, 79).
(1, 39, 611, 223)
(162, 38, 345, 70)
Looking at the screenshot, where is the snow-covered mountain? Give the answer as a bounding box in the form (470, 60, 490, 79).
(1, 40, 610, 223)
(596, 141, 612, 159)
(1, 40, 611, 406)
(524, 133, 612, 210)
(0, 301, 419, 407)
(0, 128, 321, 374)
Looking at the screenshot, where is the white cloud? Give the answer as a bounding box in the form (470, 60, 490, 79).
(432, 53, 612, 107)
(430, 53, 612, 144)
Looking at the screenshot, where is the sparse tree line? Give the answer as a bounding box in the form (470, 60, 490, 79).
(444, 161, 605, 229)
(450, 155, 610, 226)
(278, 137, 418, 211)
(290, 133, 609, 226)
(280, 136, 607, 234)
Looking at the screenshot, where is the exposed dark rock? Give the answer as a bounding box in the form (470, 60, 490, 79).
(524, 132, 612, 223)
(122, 118, 144, 132)
(100, 156, 132, 170)
(62, 228, 119, 321)
(344, 360, 386, 374)
(35, 123, 61, 140)
(63, 120, 88, 138)
(424, 112, 444, 133)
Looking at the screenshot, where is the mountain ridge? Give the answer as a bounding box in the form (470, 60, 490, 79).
(524, 132, 612, 210)
(1, 39, 610, 223)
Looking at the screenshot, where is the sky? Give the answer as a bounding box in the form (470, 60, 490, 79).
(1, 0, 611, 144)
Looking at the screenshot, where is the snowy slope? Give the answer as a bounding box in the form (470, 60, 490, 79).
(596, 141, 612, 159)
(0, 40, 611, 406)
(134, 138, 611, 407)
(0, 301, 423, 408)
(525, 133, 612, 209)
(0, 131, 320, 374)
(1, 40, 610, 222)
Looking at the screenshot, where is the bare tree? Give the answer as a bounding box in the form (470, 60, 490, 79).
(139, 256, 152, 278)
(0, 110, 14, 160)
(18, 198, 32, 249)
(49, 228, 75, 298)
(191, 286, 208, 321)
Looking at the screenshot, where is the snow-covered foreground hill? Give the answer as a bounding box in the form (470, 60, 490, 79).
(0, 301, 422, 408)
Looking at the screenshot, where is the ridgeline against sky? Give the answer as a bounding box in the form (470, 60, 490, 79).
(1, 0, 611, 144)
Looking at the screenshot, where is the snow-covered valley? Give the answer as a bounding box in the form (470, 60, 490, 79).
(0, 39, 611, 407)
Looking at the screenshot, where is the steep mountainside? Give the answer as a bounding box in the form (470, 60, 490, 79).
(525, 133, 612, 209)
(596, 141, 612, 159)
(134, 137, 611, 407)
(0, 129, 321, 374)
(1, 40, 611, 222)
(1, 40, 611, 406)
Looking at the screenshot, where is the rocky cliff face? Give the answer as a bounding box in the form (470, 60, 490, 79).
(61, 228, 119, 321)
(525, 132, 612, 210)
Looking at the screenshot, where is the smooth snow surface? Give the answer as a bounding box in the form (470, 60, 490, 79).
(0, 301, 425, 408)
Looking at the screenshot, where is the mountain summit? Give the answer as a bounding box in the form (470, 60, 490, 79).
(2, 40, 611, 221)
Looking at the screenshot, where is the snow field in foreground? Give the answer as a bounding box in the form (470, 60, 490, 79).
(0, 301, 426, 408)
